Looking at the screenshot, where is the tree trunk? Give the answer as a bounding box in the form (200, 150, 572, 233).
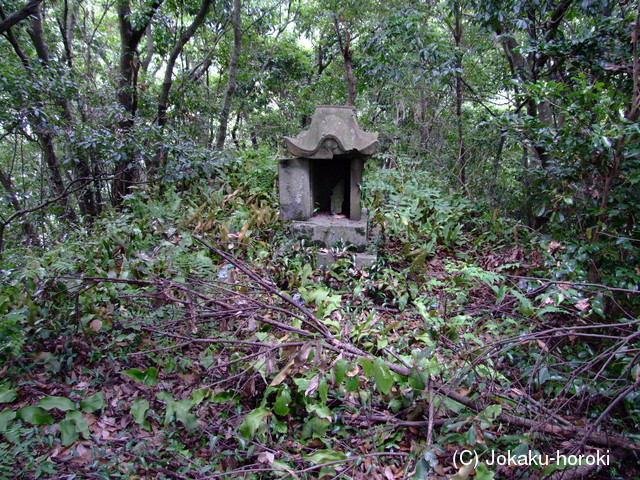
(215, 0, 242, 150)
(152, 0, 212, 169)
(343, 32, 356, 106)
(453, 9, 466, 189)
(112, 0, 163, 205)
(0, 0, 42, 35)
(157, 0, 213, 130)
(334, 17, 356, 106)
(0, 166, 40, 248)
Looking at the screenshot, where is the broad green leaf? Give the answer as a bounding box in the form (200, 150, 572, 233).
(358, 358, 373, 376)
(239, 407, 270, 439)
(372, 358, 393, 395)
(346, 375, 360, 392)
(0, 409, 17, 431)
(274, 388, 291, 416)
(211, 391, 237, 404)
(304, 449, 347, 465)
(318, 379, 328, 404)
(157, 391, 176, 426)
(191, 389, 208, 405)
(301, 417, 329, 438)
(131, 398, 150, 430)
(307, 403, 332, 421)
(66, 410, 90, 438)
(17, 406, 55, 425)
(333, 359, 347, 385)
(39, 396, 75, 412)
(80, 392, 105, 413)
(408, 370, 428, 390)
(0, 386, 17, 404)
(466, 427, 476, 445)
(481, 404, 502, 422)
(175, 400, 198, 429)
(475, 462, 495, 480)
(121, 367, 158, 386)
(59, 419, 79, 446)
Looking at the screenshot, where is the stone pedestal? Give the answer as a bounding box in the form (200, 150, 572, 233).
(290, 212, 368, 251)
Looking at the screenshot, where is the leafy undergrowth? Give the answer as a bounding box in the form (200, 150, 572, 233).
(1, 155, 639, 479)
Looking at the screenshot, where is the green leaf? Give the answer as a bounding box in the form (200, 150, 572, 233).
(481, 404, 502, 422)
(0, 386, 18, 404)
(190, 389, 208, 405)
(333, 359, 347, 385)
(121, 367, 158, 386)
(358, 358, 373, 376)
(274, 388, 291, 416)
(39, 396, 75, 411)
(59, 419, 79, 446)
(175, 400, 198, 429)
(0, 409, 17, 431)
(372, 358, 394, 395)
(304, 449, 347, 465)
(66, 410, 89, 438)
(80, 392, 105, 413)
(318, 379, 328, 404)
(211, 391, 237, 404)
(307, 403, 332, 420)
(131, 398, 150, 430)
(238, 407, 270, 439)
(475, 462, 495, 480)
(17, 406, 55, 425)
(346, 375, 359, 392)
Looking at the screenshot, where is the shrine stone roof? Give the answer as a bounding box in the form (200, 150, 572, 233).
(284, 105, 378, 159)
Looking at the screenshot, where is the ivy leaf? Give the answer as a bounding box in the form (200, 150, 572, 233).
(17, 406, 55, 425)
(373, 358, 394, 395)
(39, 396, 75, 411)
(238, 407, 270, 439)
(80, 392, 105, 413)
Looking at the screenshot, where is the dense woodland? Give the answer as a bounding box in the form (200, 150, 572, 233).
(0, 0, 639, 478)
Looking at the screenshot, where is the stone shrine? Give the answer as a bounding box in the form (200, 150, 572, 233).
(278, 106, 378, 265)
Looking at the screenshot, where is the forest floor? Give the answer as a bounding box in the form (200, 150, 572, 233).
(1, 161, 639, 480)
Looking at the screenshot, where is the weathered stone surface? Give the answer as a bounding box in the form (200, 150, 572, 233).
(284, 106, 378, 159)
(314, 251, 377, 269)
(290, 212, 368, 251)
(278, 158, 312, 220)
(354, 253, 377, 269)
(315, 251, 336, 268)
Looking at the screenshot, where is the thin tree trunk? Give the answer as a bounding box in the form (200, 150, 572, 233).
(152, 0, 212, 169)
(453, 10, 466, 189)
(0, 165, 40, 247)
(157, 0, 213, 130)
(112, 0, 163, 205)
(343, 32, 356, 106)
(334, 17, 356, 106)
(215, 0, 242, 150)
